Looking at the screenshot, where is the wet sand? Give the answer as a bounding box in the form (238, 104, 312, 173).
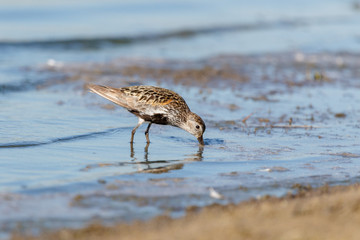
(2, 51, 360, 238)
(13, 182, 360, 240)
(9, 52, 358, 239)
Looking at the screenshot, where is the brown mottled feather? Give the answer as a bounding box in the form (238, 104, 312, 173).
(87, 84, 190, 126)
(121, 86, 186, 107)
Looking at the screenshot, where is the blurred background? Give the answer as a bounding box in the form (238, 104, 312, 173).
(1, 0, 360, 60)
(1, 0, 360, 238)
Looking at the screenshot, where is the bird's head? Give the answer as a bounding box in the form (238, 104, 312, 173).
(181, 112, 206, 145)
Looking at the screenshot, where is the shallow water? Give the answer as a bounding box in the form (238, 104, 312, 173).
(1, 0, 360, 238)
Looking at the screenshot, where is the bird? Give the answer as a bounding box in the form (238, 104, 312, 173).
(87, 84, 206, 145)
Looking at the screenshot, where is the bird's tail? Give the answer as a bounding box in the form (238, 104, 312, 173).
(87, 84, 130, 108)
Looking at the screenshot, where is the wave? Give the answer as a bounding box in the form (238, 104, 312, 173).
(0, 19, 313, 50)
(0, 73, 69, 94)
(0, 127, 122, 149)
(0, 79, 44, 93)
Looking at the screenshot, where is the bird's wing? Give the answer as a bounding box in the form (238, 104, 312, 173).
(121, 86, 177, 106)
(87, 84, 169, 114)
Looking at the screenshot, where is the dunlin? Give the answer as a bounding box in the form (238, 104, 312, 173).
(87, 84, 206, 145)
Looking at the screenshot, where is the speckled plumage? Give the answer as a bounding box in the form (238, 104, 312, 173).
(87, 84, 206, 145)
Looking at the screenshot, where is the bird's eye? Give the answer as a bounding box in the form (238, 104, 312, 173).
(196, 125, 200, 129)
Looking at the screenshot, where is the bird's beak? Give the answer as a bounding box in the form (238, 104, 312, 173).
(197, 135, 204, 145)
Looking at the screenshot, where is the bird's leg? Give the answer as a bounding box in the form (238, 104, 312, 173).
(145, 123, 152, 143)
(131, 118, 145, 143)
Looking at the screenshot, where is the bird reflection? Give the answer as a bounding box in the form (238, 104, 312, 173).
(129, 142, 204, 172)
(144, 142, 150, 160)
(130, 142, 150, 162)
(183, 145, 204, 162)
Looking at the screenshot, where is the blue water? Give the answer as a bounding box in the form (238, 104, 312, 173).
(1, 0, 360, 238)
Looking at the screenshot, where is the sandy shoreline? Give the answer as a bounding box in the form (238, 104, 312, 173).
(13, 182, 360, 240)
